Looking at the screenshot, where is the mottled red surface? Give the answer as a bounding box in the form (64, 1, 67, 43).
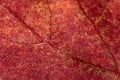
(0, 0, 120, 80)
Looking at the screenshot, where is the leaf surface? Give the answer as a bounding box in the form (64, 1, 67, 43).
(0, 0, 120, 80)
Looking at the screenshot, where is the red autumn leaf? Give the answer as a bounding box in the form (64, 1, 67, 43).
(0, 0, 120, 80)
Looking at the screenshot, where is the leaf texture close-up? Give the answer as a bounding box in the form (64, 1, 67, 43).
(0, 0, 120, 80)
